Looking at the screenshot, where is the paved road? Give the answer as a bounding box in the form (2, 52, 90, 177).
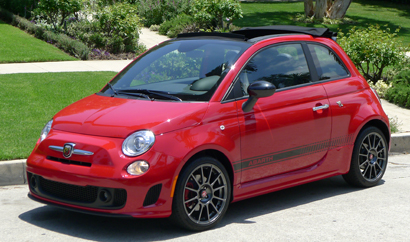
(1, 154, 409, 242)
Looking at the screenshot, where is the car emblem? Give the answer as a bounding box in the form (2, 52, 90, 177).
(63, 143, 76, 158)
(201, 190, 208, 198)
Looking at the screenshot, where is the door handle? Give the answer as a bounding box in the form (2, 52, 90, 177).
(313, 104, 329, 112)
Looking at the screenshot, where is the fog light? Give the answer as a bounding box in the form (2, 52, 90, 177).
(99, 189, 112, 203)
(127, 160, 150, 176)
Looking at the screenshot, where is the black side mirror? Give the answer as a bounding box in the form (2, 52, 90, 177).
(242, 81, 276, 112)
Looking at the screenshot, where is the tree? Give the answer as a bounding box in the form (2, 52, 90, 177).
(34, 0, 82, 30)
(304, 0, 351, 19)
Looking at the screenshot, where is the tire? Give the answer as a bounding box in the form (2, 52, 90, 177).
(170, 156, 231, 231)
(343, 126, 388, 187)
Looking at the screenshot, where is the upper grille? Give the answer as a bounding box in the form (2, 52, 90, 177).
(47, 156, 92, 167)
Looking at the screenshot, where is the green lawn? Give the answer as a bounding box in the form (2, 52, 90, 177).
(0, 71, 117, 160)
(234, 0, 410, 46)
(0, 20, 77, 63)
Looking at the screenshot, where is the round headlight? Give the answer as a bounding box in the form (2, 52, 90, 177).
(122, 130, 155, 157)
(40, 119, 53, 142)
(127, 160, 150, 175)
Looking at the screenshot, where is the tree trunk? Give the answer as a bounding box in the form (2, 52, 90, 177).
(314, 0, 327, 19)
(304, 0, 314, 17)
(328, 0, 352, 19)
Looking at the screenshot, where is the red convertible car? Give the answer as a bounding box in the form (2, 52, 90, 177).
(27, 26, 390, 231)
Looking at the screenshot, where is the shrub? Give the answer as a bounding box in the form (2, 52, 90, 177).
(338, 25, 408, 85)
(385, 70, 410, 108)
(137, 0, 191, 27)
(190, 0, 242, 29)
(159, 14, 199, 37)
(67, 3, 142, 53)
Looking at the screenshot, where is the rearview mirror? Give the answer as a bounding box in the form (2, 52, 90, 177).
(242, 81, 276, 112)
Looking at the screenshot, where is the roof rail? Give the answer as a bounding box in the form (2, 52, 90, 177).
(232, 25, 336, 39)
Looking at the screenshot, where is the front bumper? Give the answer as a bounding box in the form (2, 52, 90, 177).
(26, 129, 180, 218)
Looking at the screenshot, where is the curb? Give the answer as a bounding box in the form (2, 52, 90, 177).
(0, 159, 27, 186)
(1, 134, 409, 187)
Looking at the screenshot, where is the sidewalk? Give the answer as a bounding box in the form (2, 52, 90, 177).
(0, 27, 409, 186)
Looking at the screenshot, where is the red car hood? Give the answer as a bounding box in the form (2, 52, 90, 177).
(53, 94, 209, 138)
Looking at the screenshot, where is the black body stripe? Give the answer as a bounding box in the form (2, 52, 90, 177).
(233, 134, 353, 173)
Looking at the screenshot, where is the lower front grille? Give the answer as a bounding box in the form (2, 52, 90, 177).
(28, 172, 127, 210)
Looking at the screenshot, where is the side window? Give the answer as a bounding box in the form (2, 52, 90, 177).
(307, 44, 349, 81)
(237, 44, 311, 96)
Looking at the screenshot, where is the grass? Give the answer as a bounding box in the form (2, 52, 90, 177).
(234, 0, 410, 46)
(0, 71, 117, 160)
(0, 20, 77, 63)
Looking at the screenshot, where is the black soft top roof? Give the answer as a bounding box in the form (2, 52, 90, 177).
(232, 25, 335, 39)
(176, 25, 336, 41)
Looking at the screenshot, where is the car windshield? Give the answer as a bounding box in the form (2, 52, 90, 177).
(100, 38, 251, 101)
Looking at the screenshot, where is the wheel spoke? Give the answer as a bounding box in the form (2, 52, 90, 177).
(362, 164, 370, 177)
(191, 174, 200, 187)
(375, 162, 383, 170)
(206, 204, 210, 223)
(185, 187, 197, 193)
(197, 204, 204, 223)
(210, 201, 220, 215)
(213, 196, 226, 202)
(373, 165, 378, 178)
(211, 173, 222, 186)
(188, 203, 199, 216)
(208, 166, 213, 185)
(201, 166, 205, 185)
(359, 160, 369, 169)
(375, 139, 382, 151)
(213, 185, 225, 192)
(185, 196, 198, 204)
(372, 134, 376, 149)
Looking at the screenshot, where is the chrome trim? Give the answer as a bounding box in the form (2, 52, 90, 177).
(312, 104, 329, 112)
(49, 145, 94, 156)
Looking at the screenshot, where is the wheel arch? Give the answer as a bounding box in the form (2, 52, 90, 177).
(359, 119, 390, 149)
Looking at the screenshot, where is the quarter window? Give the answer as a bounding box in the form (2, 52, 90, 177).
(307, 44, 349, 81)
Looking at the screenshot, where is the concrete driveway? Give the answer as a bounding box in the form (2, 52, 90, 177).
(1, 154, 409, 242)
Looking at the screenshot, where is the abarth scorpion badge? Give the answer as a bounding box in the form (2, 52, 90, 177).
(63, 143, 75, 158)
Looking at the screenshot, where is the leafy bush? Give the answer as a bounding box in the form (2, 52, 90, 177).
(0, 7, 89, 59)
(385, 69, 410, 108)
(33, 0, 82, 30)
(190, 0, 242, 29)
(338, 25, 408, 84)
(159, 14, 199, 37)
(137, 0, 191, 27)
(67, 3, 142, 53)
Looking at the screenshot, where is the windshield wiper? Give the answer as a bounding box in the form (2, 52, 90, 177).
(107, 82, 118, 96)
(117, 90, 151, 100)
(120, 89, 182, 102)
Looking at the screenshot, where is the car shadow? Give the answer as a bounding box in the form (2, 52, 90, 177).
(18, 175, 380, 241)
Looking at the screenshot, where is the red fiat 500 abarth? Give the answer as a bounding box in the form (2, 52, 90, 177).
(27, 26, 390, 231)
